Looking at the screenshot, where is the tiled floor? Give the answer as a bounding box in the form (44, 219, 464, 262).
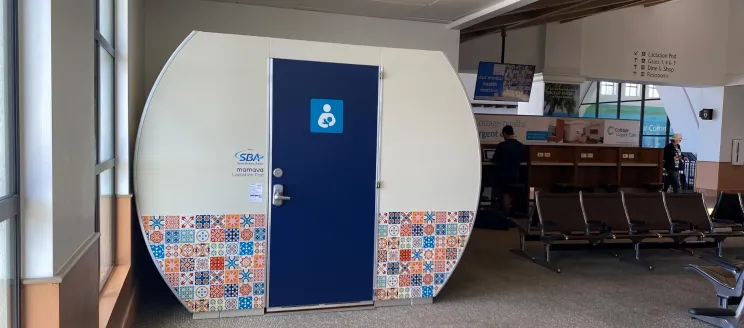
(134, 228, 744, 328)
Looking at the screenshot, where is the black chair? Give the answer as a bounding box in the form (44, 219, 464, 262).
(711, 192, 744, 225)
(663, 192, 744, 257)
(531, 192, 615, 273)
(687, 256, 744, 328)
(686, 255, 744, 310)
(581, 192, 659, 269)
(621, 192, 688, 269)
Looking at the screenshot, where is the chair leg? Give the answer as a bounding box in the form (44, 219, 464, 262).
(534, 243, 561, 273)
(621, 242, 653, 270)
(509, 233, 536, 262)
(716, 239, 725, 258)
(691, 315, 738, 328)
(720, 296, 729, 309)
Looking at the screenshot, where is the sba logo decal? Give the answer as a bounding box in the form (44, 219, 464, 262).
(235, 149, 264, 163)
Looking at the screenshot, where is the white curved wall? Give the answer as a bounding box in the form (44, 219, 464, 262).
(135, 31, 479, 313)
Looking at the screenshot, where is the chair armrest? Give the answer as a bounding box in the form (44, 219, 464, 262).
(541, 234, 569, 243)
(700, 255, 741, 274)
(713, 219, 736, 224)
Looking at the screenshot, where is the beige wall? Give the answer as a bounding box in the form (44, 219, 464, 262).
(144, 0, 460, 92)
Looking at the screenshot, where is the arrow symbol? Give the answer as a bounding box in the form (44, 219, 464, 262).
(634, 64, 637, 69)
(634, 51, 638, 55)
(634, 58, 638, 62)
(633, 72, 637, 76)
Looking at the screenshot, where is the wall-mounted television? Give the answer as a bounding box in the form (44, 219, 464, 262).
(473, 62, 536, 102)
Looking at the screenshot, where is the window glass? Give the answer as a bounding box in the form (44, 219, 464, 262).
(621, 83, 642, 101)
(98, 168, 115, 287)
(0, 0, 8, 198)
(642, 136, 667, 148)
(619, 101, 642, 120)
(98, 0, 114, 43)
(98, 47, 114, 162)
(598, 82, 618, 102)
(579, 104, 596, 118)
(646, 85, 660, 99)
(580, 81, 597, 104)
(642, 100, 668, 136)
(597, 103, 618, 119)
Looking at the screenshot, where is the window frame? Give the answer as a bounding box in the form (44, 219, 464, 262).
(94, 0, 116, 291)
(583, 80, 673, 148)
(1, 0, 20, 327)
(599, 81, 616, 96)
(624, 83, 641, 98)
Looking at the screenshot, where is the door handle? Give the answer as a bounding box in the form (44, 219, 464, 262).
(273, 184, 291, 206)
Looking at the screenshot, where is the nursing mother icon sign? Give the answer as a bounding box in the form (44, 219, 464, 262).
(310, 98, 343, 134)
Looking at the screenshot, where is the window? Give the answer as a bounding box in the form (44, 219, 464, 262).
(624, 83, 640, 97)
(619, 101, 642, 120)
(582, 81, 675, 149)
(0, 0, 18, 327)
(622, 83, 641, 101)
(96, 0, 116, 289)
(646, 85, 660, 99)
(599, 81, 616, 96)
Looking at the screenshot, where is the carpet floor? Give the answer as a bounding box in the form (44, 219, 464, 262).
(134, 228, 743, 328)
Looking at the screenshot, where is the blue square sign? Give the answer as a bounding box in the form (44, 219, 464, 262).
(310, 98, 343, 134)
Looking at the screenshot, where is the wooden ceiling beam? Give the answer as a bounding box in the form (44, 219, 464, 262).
(644, 0, 672, 7)
(507, 0, 638, 30)
(507, 0, 587, 14)
(462, 6, 563, 33)
(460, 0, 663, 42)
(558, 0, 662, 23)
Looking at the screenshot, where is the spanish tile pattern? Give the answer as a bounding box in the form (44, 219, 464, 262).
(141, 214, 266, 312)
(375, 211, 474, 301)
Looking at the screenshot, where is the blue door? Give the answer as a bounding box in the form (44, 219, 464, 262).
(268, 59, 379, 309)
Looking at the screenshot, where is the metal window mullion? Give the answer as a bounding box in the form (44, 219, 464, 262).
(95, 158, 115, 175)
(0, 195, 19, 222)
(95, 30, 114, 57)
(639, 84, 646, 147)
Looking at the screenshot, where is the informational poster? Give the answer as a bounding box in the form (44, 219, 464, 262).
(473, 62, 536, 102)
(249, 183, 263, 203)
(475, 114, 639, 147)
(543, 83, 580, 117)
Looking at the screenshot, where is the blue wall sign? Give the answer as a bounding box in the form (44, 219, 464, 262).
(310, 98, 344, 134)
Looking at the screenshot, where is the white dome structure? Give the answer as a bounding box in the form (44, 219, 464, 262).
(134, 31, 481, 315)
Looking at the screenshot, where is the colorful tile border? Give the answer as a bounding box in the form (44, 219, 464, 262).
(140, 214, 267, 313)
(141, 210, 474, 312)
(375, 211, 474, 301)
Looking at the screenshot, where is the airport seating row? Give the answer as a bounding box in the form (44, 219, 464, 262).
(509, 191, 744, 273)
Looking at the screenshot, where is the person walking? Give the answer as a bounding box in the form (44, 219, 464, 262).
(663, 134, 686, 193)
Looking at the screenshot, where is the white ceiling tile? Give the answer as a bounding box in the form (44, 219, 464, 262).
(297, 0, 367, 14)
(410, 0, 496, 21)
(355, 0, 426, 19)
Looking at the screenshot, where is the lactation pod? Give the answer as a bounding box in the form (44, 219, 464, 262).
(134, 31, 481, 316)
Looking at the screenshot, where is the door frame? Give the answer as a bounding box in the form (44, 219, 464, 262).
(264, 58, 384, 312)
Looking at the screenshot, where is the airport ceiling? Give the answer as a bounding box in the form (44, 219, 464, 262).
(460, 0, 673, 42)
(204, 0, 673, 40)
(203, 0, 502, 23)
